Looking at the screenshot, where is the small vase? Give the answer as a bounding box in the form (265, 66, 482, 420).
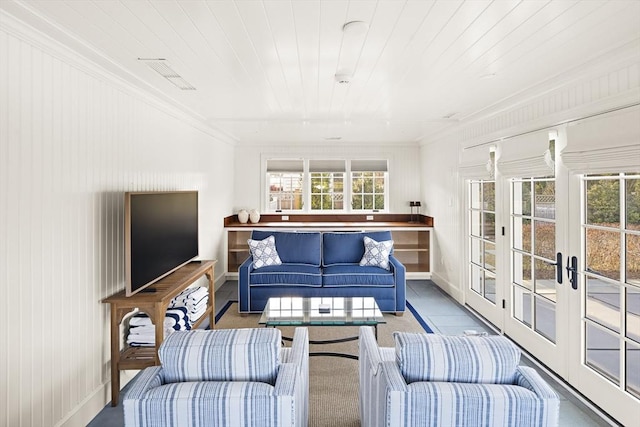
(249, 209, 260, 224)
(237, 209, 249, 224)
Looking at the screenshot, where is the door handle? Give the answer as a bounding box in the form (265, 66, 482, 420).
(566, 256, 578, 290)
(543, 252, 563, 284)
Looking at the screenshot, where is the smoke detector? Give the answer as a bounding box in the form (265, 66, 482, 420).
(335, 72, 352, 84)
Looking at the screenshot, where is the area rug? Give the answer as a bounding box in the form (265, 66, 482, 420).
(214, 301, 432, 427)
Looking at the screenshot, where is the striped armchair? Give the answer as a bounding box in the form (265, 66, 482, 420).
(359, 326, 559, 427)
(123, 327, 309, 427)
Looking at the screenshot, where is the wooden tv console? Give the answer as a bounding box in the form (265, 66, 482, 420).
(102, 260, 216, 406)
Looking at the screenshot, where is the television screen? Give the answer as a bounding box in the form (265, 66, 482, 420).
(125, 191, 199, 296)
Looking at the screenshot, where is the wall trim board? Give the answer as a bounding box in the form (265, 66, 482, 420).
(0, 6, 236, 146)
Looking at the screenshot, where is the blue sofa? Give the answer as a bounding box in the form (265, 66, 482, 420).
(238, 230, 406, 314)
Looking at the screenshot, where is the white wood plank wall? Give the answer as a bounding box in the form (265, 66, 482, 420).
(0, 20, 234, 427)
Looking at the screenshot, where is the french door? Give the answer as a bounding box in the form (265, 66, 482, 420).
(466, 170, 639, 425)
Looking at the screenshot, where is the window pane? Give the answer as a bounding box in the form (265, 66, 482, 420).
(483, 182, 495, 211)
(535, 258, 556, 302)
(534, 220, 555, 259)
(627, 341, 640, 399)
(483, 212, 495, 241)
(513, 217, 531, 252)
(628, 286, 640, 343)
(513, 285, 532, 327)
(627, 178, 640, 231)
(587, 179, 620, 227)
(534, 181, 555, 219)
(586, 322, 620, 386)
(374, 194, 385, 210)
(586, 278, 620, 333)
(363, 195, 373, 209)
(535, 296, 556, 343)
(627, 234, 640, 286)
(352, 194, 362, 209)
(586, 228, 620, 281)
(513, 252, 532, 290)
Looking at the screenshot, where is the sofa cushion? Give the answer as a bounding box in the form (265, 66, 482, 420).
(249, 264, 323, 287)
(159, 328, 281, 385)
(247, 235, 282, 269)
(322, 231, 394, 266)
(393, 333, 520, 384)
(322, 264, 395, 287)
(251, 230, 321, 266)
(359, 236, 394, 270)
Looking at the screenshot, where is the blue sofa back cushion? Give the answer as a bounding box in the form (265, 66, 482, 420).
(249, 264, 322, 287)
(322, 231, 393, 266)
(251, 230, 321, 266)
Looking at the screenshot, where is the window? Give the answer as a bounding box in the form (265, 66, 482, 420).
(309, 160, 345, 211)
(266, 160, 303, 211)
(265, 158, 388, 212)
(351, 160, 388, 211)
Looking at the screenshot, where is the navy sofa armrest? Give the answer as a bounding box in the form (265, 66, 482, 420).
(389, 255, 406, 313)
(238, 256, 254, 312)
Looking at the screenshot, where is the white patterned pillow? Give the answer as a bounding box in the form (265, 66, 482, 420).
(359, 236, 394, 270)
(248, 235, 282, 269)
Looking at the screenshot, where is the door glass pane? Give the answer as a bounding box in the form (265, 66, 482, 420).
(535, 258, 557, 303)
(471, 238, 482, 266)
(513, 217, 531, 252)
(485, 271, 496, 303)
(513, 252, 532, 290)
(626, 234, 640, 286)
(586, 229, 620, 281)
(513, 181, 531, 215)
(534, 220, 555, 259)
(483, 212, 495, 241)
(586, 178, 620, 226)
(471, 264, 482, 294)
(586, 278, 620, 333)
(484, 242, 496, 273)
(471, 210, 481, 236)
(627, 178, 640, 231)
(513, 285, 532, 327)
(628, 287, 640, 343)
(483, 182, 495, 211)
(535, 296, 556, 343)
(534, 181, 555, 219)
(471, 182, 481, 209)
(626, 341, 640, 399)
(586, 322, 620, 385)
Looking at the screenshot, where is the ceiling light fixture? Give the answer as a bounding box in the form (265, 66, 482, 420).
(335, 20, 369, 84)
(138, 58, 196, 90)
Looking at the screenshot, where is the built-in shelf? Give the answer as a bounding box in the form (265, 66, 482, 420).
(224, 214, 433, 279)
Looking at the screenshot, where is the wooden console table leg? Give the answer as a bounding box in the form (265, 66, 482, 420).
(206, 267, 215, 329)
(109, 304, 120, 406)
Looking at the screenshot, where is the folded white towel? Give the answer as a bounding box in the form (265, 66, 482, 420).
(170, 287, 208, 309)
(129, 307, 189, 327)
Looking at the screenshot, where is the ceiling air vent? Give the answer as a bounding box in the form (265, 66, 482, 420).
(138, 58, 196, 90)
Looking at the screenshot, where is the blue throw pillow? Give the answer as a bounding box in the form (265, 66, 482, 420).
(359, 236, 394, 270)
(247, 235, 282, 269)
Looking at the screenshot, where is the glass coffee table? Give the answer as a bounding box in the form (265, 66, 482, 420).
(259, 296, 386, 359)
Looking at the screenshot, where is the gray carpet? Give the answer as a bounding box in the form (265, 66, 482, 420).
(215, 303, 430, 427)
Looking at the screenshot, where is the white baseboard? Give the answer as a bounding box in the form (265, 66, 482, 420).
(430, 271, 464, 304)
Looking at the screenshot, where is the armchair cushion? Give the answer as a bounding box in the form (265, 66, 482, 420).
(159, 328, 282, 385)
(393, 333, 520, 384)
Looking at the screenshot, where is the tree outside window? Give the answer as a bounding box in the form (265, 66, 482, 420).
(352, 171, 386, 210)
(310, 173, 344, 210)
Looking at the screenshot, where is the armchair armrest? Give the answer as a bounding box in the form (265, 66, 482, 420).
(515, 366, 559, 400)
(275, 327, 309, 427)
(389, 255, 406, 313)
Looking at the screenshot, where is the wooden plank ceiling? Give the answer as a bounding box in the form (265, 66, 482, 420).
(5, 0, 640, 144)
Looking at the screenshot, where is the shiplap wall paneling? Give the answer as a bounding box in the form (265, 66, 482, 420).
(0, 21, 234, 426)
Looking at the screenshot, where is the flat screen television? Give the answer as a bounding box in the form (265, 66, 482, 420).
(124, 191, 199, 296)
